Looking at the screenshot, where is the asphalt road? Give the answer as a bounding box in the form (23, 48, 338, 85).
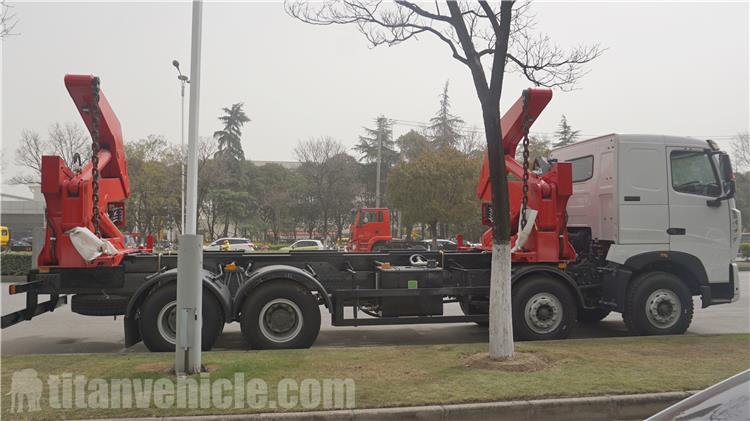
(2, 273, 748, 355)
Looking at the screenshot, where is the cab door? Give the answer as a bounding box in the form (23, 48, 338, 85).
(667, 147, 732, 283)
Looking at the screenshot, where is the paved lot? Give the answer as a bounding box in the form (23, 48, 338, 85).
(2, 273, 748, 355)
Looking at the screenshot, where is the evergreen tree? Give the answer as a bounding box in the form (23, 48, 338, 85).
(354, 116, 399, 164)
(553, 114, 580, 148)
(428, 80, 464, 149)
(214, 103, 250, 161)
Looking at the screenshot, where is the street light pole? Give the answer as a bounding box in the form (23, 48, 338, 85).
(172, 60, 190, 235)
(175, 0, 203, 376)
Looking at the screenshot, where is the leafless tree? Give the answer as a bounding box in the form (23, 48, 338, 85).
(1, 0, 18, 39)
(11, 123, 90, 184)
(287, 0, 603, 360)
(295, 137, 349, 240)
(48, 122, 89, 168)
(731, 131, 750, 171)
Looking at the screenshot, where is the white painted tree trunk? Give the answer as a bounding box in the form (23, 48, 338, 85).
(489, 241, 514, 360)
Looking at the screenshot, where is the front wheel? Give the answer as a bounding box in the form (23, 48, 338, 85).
(512, 276, 577, 341)
(623, 271, 693, 336)
(240, 281, 321, 349)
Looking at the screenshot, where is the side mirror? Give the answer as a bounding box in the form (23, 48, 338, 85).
(719, 153, 733, 178)
(707, 154, 735, 207)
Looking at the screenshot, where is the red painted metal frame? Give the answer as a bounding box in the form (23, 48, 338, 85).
(476, 88, 576, 262)
(38, 75, 133, 268)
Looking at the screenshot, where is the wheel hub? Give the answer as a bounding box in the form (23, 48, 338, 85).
(525, 293, 563, 334)
(157, 300, 177, 344)
(265, 303, 297, 333)
(258, 298, 303, 343)
(646, 289, 681, 328)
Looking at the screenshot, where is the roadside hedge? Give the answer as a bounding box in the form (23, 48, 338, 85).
(1, 252, 32, 275)
(740, 243, 750, 259)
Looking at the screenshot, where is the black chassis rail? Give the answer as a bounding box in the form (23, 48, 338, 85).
(3, 249, 576, 328)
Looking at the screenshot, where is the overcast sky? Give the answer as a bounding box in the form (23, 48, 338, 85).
(2, 1, 748, 198)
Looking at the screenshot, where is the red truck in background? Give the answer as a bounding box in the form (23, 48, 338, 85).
(348, 208, 428, 252)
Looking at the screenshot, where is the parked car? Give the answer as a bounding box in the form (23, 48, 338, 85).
(10, 239, 32, 252)
(280, 239, 325, 251)
(647, 369, 749, 420)
(204, 238, 255, 252)
(0, 226, 9, 251)
(420, 239, 457, 251)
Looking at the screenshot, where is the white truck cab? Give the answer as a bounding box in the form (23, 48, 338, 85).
(551, 134, 741, 334)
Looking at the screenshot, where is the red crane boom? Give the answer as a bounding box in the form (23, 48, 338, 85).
(39, 75, 132, 268)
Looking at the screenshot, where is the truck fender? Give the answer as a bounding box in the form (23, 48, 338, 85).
(511, 265, 586, 308)
(623, 250, 709, 306)
(123, 268, 231, 348)
(232, 264, 332, 318)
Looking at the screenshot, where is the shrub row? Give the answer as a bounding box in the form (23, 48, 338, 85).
(1, 252, 32, 275)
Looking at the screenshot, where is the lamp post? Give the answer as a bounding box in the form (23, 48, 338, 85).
(175, 0, 203, 375)
(172, 60, 189, 235)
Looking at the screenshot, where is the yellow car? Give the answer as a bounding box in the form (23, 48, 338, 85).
(0, 226, 9, 251)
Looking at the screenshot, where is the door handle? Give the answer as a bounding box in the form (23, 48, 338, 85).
(667, 228, 686, 235)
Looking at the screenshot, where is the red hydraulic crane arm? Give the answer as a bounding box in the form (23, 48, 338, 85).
(38, 75, 132, 268)
(476, 88, 552, 202)
(64, 74, 130, 197)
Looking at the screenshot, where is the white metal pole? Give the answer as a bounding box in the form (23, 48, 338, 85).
(176, 0, 203, 375)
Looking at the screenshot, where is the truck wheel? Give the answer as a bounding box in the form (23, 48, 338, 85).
(623, 271, 693, 336)
(577, 308, 611, 324)
(138, 284, 224, 352)
(512, 276, 577, 341)
(240, 280, 321, 349)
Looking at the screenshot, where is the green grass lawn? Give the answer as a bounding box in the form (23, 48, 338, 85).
(2, 334, 748, 420)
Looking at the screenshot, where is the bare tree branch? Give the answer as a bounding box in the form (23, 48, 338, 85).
(1, 0, 18, 39)
(286, 1, 602, 91)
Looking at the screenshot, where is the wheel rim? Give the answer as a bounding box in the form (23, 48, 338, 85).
(645, 289, 681, 328)
(157, 300, 177, 345)
(258, 298, 303, 343)
(524, 293, 563, 334)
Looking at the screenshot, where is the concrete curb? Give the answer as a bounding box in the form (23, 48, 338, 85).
(92, 391, 695, 421)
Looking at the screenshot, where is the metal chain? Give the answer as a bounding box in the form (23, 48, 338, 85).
(90, 77, 101, 236)
(520, 89, 531, 230)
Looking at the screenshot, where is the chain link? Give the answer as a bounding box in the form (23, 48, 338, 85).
(90, 77, 101, 236)
(520, 89, 531, 230)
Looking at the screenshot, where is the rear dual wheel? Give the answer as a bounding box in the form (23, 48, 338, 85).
(240, 281, 321, 350)
(138, 284, 224, 352)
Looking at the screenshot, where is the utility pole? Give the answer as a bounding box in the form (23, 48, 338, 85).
(375, 116, 384, 208)
(175, 0, 203, 375)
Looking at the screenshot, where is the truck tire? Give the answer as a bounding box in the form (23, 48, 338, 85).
(623, 271, 693, 336)
(577, 308, 611, 324)
(512, 276, 577, 341)
(240, 280, 320, 350)
(138, 284, 224, 352)
(71, 294, 129, 316)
